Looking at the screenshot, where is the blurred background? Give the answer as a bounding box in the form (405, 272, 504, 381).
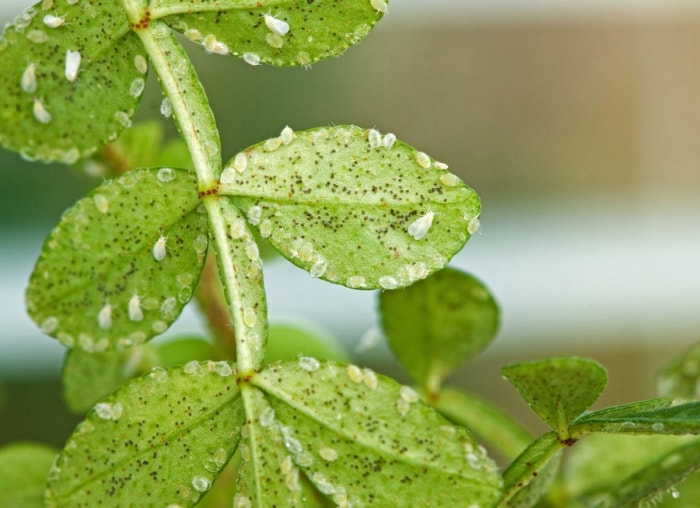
(2, 0, 700, 444)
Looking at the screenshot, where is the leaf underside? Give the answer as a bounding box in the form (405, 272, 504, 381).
(0, 0, 146, 163)
(26, 168, 209, 352)
(220, 125, 480, 290)
(45, 361, 244, 508)
(157, 0, 385, 67)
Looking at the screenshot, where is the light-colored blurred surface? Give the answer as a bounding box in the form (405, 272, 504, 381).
(1, 1, 699, 420)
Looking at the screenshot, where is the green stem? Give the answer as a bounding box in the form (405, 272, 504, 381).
(123, 3, 267, 373)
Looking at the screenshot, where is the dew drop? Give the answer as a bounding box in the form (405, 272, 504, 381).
(157, 167, 174, 182)
(298, 356, 320, 372)
(191, 475, 211, 493)
(243, 52, 261, 66)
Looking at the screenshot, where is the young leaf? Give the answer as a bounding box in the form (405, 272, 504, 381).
(153, 0, 385, 67)
(251, 360, 504, 506)
(62, 337, 216, 413)
(46, 361, 244, 507)
(499, 431, 563, 507)
(658, 342, 700, 400)
(220, 125, 480, 291)
(26, 168, 209, 352)
(380, 267, 499, 395)
(0, 1, 148, 164)
(502, 357, 608, 437)
(0, 442, 58, 508)
(570, 398, 700, 436)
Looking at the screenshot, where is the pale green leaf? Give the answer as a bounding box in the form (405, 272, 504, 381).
(658, 342, 700, 400)
(252, 360, 503, 506)
(0, 442, 58, 508)
(264, 322, 349, 364)
(45, 361, 244, 507)
(62, 337, 215, 413)
(563, 434, 698, 505)
(153, 0, 385, 67)
(502, 357, 608, 436)
(435, 387, 533, 462)
(0, 1, 147, 164)
(570, 398, 700, 436)
(380, 267, 499, 394)
(220, 125, 480, 290)
(26, 168, 209, 352)
(499, 431, 563, 507)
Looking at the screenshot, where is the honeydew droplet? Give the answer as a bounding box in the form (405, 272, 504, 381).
(370, 0, 388, 13)
(298, 356, 320, 372)
(98, 303, 112, 330)
(319, 447, 339, 461)
(347, 364, 363, 384)
(64, 49, 80, 82)
(21, 63, 36, 93)
(243, 52, 260, 66)
(33, 98, 51, 124)
(160, 97, 172, 118)
(415, 151, 431, 169)
(157, 167, 175, 183)
(379, 276, 398, 290)
(440, 173, 461, 187)
(266, 33, 284, 49)
(367, 128, 382, 148)
(130, 77, 145, 98)
(191, 475, 211, 492)
(264, 13, 290, 37)
(93, 193, 109, 213)
(243, 307, 257, 327)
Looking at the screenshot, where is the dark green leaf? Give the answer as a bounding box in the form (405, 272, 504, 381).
(499, 431, 563, 507)
(251, 360, 503, 506)
(220, 125, 480, 290)
(0, 1, 146, 163)
(154, 0, 385, 67)
(46, 361, 244, 507)
(0, 442, 58, 508)
(658, 342, 700, 400)
(571, 398, 700, 436)
(502, 357, 608, 436)
(435, 387, 532, 462)
(26, 168, 209, 352)
(380, 267, 499, 394)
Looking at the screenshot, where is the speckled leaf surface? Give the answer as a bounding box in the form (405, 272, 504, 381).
(45, 361, 244, 508)
(26, 168, 209, 352)
(380, 268, 499, 393)
(252, 360, 503, 506)
(220, 125, 480, 290)
(502, 357, 608, 435)
(0, 1, 147, 164)
(0, 442, 58, 508)
(154, 0, 385, 67)
(570, 398, 700, 436)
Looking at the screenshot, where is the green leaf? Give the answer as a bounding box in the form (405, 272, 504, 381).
(154, 0, 385, 67)
(571, 398, 700, 436)
(26, 168, 209, 352)
(563, 434, 698, 505)
(0, 442, 58, 508)
(380, 267, 499, 394)
(658, 342, 700, 400)
(435, 387, 532, 462)
(250, 360, 503, 506)
(220, 125, 480, 291)
(502, 357, 608, 436)
(264, 321, 350, 365)
(499, 431, 563, 507)
(592, 438, 700, 508)
(46, 361, 244, 507)
(62, 337, 216, 413)
(0, 1, 147, 164)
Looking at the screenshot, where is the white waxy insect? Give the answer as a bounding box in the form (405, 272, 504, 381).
(434, 161, 449, 170)
(128, 294, 143, 322)
(264, 13, 290, 37)
(280, 125, 294, 145)
(232, 151, 248, 173)
(382, 132, 396, 149)
(367, 128, 381, 148)
(370, 0, 388, 13)
(468, 216, 481, 235)
(440, 173, 461, 187)
(407, 210, 434, 240)
(379, 276, 398, 290)
(64, 49, 81, 82)
(134, 54, 148, 74)
(98, 303, 112, 330)
(152, 233, 168, 261)
(33, 98, 51, 124)
(21, 63, 37, 93)
(43, 13, 66, 28)
(415, 151, 431, 169)
(243, 52, 261, 66)
(160, 97, 172, 118)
